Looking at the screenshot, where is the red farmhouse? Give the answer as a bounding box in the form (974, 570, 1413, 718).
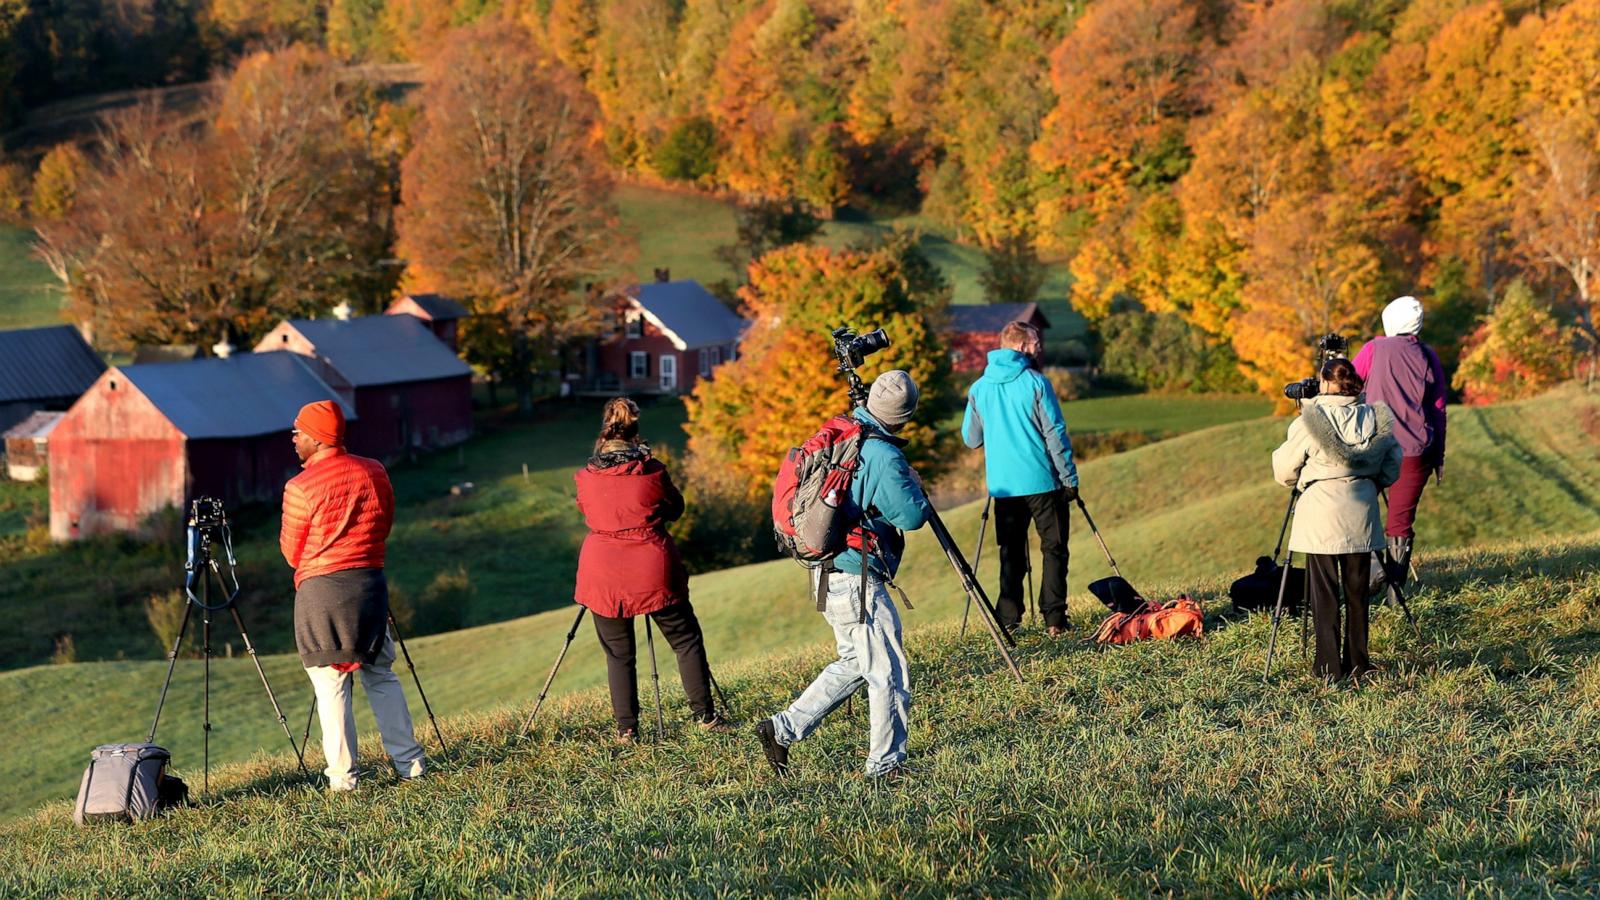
(386, 293, 469, 353)
(255, 313, 472, 459)
(944, 302, 1052, 373)
(49, 353, 352, 540)
(586, 280, 745, 396)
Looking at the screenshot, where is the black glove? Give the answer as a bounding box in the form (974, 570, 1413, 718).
(1060, 484, 1079, 503)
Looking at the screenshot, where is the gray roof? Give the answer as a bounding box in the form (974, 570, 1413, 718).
(3, 410, 64, 440)
(119, 353, 354, 439)
(0, 325, 106, 403)
(633, 281, 746, 349)
(395, 294, 469, 321)
(944, 302, 1050, 335)
(281, 316, 472, 387)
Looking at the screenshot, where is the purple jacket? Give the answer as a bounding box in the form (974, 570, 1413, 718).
(1352, 335, 1447, 465)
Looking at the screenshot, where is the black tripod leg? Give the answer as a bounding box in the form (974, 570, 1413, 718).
(202, 603, 212, 793)
(1263, 551, 1294, 678)
(961, 497, 992, 639)
(227, 602, 310, 776)
(1027, 554, 1035, 628)
(644, 616, 666, 741)
(709, 671, 736, 721)
(520, 608, 587, 738)
(929, 510, 1024, 684)
(147, 598, 195, 744)
(387, 615, 449, 756)
(302, 695, 317, 765)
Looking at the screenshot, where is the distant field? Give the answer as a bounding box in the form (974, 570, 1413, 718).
(0, 225, 60, 330)
(1062, 392, 1272, 435)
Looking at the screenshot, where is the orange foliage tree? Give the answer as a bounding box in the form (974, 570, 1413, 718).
(683, 241, 953, 502)
(1453, 280, 1577, 403)
(36, 46, 396, 349)
(397, 21, 627, 414)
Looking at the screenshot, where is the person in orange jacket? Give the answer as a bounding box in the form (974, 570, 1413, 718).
(281, 400, 425, 792)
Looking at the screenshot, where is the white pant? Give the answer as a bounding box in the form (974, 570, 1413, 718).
(304, 632, 426, 790)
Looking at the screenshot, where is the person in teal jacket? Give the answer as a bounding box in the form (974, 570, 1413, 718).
(961, 321, 1080, 635)
(757, 370, 933, 781)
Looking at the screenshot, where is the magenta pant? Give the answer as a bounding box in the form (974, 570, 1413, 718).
(1386, 456, 1432, 538)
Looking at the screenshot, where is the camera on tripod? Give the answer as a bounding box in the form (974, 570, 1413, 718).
(831, 326, 890, 371)
(1283, 332, 1350, 401)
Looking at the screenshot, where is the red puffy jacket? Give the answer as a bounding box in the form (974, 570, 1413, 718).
(573, 450, 688, 618)
(280, 447, 394, 588)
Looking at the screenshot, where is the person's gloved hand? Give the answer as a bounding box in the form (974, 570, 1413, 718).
(1060, 484, 1080, 503)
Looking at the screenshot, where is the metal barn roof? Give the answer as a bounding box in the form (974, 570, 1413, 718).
(275, 316, 472, 388)
(392, 294, 469, 321)
(0, 325, 106, 403)
(632, 281, 747, 350)
(944, 302, 1050, 335)
(118, 353, 354, 439)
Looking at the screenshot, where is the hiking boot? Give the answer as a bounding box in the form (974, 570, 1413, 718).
(1385, 536, 1414, 588)
(1047, 623, 1073, 637)
(698, 713, 736, 734)
(868, 764, 908, 784)
(755, 719, 789, 777)
(616, 728, 638, 745)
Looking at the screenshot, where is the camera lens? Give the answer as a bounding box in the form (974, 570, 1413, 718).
(857, 329, 890, 356)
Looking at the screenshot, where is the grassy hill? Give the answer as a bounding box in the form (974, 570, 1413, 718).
(4, 532, 1600, 892)
(1, 386, 1598, 822)
(0, 225, 59, 330)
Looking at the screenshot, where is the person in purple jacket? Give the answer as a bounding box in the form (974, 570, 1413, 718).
(1351, 295, 1447, 588)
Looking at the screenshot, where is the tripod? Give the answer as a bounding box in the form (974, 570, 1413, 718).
(299, 612, 451, 768)
(518, 607, 738, 739)
(1262, 490, 1300, 678)
(148, 501, 309, 793)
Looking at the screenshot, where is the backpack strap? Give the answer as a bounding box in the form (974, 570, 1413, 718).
(815, 561, 832, 612)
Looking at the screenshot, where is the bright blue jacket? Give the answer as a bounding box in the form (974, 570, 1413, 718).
(961, 349, 1078, 498)
(833, 408, 933, 580)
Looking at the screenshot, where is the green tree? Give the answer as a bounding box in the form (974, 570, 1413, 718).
(1454, 280, 1578, 403)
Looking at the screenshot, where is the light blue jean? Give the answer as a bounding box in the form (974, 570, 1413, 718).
(770, 570, 911, 776)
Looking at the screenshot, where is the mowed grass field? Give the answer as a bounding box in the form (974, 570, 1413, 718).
(2, 386, 1597, 821)
(4, 532, 1600, 893)
(0, 225, 59, 330)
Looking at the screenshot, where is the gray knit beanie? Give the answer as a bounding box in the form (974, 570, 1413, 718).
(866, 370, 920, 428)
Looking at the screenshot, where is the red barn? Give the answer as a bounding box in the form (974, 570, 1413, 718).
(48, 353, 353, 541)
(584, 280, 746, 396)
(944, 302, 1052, 373)
(386, 293, 469, 353)
(254, 314, 473, 459)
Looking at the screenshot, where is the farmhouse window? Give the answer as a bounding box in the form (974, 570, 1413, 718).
(629, 351, 649, 379)
(625, 313, 643, 339)
(698, 349, 711, 377)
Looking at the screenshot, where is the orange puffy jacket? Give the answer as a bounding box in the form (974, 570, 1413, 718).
(280, 447, 395, 588)
(1094, 596, 1204, 646)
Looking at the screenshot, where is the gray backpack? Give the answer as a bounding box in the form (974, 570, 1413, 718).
(73, 743, 185, 825)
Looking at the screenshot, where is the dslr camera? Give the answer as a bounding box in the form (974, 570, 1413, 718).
(831, 326, 890, 370)
(1283, 332, 1349, 401)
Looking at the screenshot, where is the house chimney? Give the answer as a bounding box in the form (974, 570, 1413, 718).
(212, 337, 235, 359)
(332, 301, 353, 321)
(654, 267, 671, 283)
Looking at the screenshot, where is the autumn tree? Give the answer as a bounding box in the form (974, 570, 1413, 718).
(35, 46, 396, 349)
(30, 142, 87, 219)
(397, 22, 626, 414)
(684, 241, 953, 502)
(980, 230, 1047, 305)
(1453, 280, 1577, 403)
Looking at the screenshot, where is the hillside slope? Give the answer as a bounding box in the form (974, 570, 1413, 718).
(3, 386, 1598, 819)
(4, 534, 1599, 893)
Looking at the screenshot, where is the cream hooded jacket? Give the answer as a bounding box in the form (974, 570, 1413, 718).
(1272, 395, 1403, 555)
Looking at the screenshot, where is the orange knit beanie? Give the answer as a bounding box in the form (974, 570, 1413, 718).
(294, 400, 345, 447)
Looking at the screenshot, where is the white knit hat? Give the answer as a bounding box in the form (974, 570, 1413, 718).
(1382, 296, 1424, 336)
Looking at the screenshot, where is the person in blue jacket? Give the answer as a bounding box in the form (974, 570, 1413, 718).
(961, 320, 1080, 636)
(756, 370, 933, 781)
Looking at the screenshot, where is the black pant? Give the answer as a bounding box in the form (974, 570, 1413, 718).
(591, 600, 714, 732)
(1306, 552, 1372, 680)
(994, 489, 1071, 629)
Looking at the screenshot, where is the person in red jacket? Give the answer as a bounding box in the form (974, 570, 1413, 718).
(574, 397, 729, 741)
(281, 400, 425, 792)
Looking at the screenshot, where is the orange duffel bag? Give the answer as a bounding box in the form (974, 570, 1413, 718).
(1093, 595, 1204, 646)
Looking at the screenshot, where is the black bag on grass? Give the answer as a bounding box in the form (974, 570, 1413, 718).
(73, 743, 187, 825)
(1230, 557, 1304, 614)
(1088, 576, 1147, 615)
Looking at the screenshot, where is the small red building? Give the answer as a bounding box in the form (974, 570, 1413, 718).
(386, 293, 469, 353)
(584, 280, 746, 396)
(944, 302, 1052, 373)
(255, 313, 473, 459)
(49, 353, 353, 540)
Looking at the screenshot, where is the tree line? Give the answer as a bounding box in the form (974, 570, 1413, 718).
(3, 0, 1597, 407)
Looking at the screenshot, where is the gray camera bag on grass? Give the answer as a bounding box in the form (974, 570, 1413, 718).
(73, 743, 185, 825)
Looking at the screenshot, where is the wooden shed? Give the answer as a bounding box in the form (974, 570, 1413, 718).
(4, 411, 63, 481)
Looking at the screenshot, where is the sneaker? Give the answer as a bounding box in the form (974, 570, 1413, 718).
(867, 764, 908, 784)
(698, 713, 736, 734)
(754, 719, 789, 777)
